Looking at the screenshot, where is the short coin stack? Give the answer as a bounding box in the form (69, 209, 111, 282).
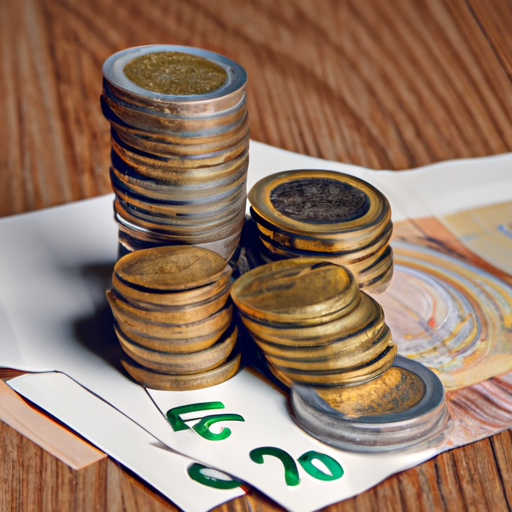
(230, 258, 396, 387)
(247, 170, 393, 293)
(106, 246, 240, 390)
(230, 258, 449, 452)
(102, 45, 249, 261)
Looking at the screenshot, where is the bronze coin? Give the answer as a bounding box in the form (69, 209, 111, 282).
(238, 292, 382, 344)
(116, 323, 238, 375)
(106, 284, 231, 325)
(230, 258, 359, 325)
(268, 343, 396, 387)
(121, 352, 241, 390)
(123, 51, 228, 96)
(114, 245, 229, 292)
(114, 321, 227, 354)
(108, 299, 233, 341)
(265, 325, 392, 372)
(112, 265, 232, 307)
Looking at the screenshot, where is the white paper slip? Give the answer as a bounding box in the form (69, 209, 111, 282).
(145, 370, 441, 512)
(9, 371, 245, 512)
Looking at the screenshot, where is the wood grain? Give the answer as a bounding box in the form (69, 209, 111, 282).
(0, 380, 105, 470)
(2, 0, 512, 510)
(0, 381, 107, 511)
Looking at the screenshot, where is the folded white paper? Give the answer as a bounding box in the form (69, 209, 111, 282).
(10, 371, 245, 512)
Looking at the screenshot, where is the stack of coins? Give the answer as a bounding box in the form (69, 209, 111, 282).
(230, 258, 448, 451)
(230, 258, 396, 387)
(106, 246, 240, 390)
(247, 170, 393, 293)
(101, 45, 249, 261)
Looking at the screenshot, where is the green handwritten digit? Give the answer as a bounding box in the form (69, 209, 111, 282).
(166, 402, 225, 431)
(187, 463, 243, 490)
(249, 447, 300, 486)
(298, 451, 344, 481)
(193, 414, 245, 441)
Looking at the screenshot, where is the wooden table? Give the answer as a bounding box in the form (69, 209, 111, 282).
(2, 0, 512, 510)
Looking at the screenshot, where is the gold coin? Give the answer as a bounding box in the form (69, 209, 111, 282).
(112, 266, 232, 308)
(113, 198, 246, 234)
(355, 246, 394, 293)
(256, 220, 393, 260)
(258, 322, 391, 369)
(262, 324, 391, 372)
(123, 51, 227, 96)
(116, 323, 238, 375)
(114, 245, 229, 292)
(113, 118, 249, 158)
(249, 303, 384, 357)
(113, 130, 249, 169)
(230, 258, 359, 325)
(104, 68, 245, 118)
(103, 86, 247, 129)
(108, 100, 247, 135)
(115, 322, 227, 354)
(248, 170, 391, 243)
(121, 352, 241, 390)
(113, 199, 245, 241)
(111, 161, 248, 201)
(109, 299, 233, 341)
(315, 366, 426, 417)
(116, 221, 243, 262)
(112, 136, 248, 182)
(256, 232, 394, 294)
(111, 167, 247, 214)
(110, 154, 248, 196)
(268, 343, 397, 387)
(106, 285, 231, 325)
(238, 291, 383, 344)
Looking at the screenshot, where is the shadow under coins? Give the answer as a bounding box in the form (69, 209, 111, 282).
(72, 261, 127, 376)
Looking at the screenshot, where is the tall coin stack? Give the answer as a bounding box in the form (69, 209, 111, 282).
(101, 45, 249, 261)
(107, 246, 240, 390)
(246, 170, 393, 293)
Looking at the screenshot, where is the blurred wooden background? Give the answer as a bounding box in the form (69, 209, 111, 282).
(2, 0, 512, 510)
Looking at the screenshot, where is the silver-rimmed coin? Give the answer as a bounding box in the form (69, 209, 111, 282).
(290, 355, 449, 452)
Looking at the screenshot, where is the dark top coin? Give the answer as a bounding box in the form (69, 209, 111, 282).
(270, 178, 370, 223)
(248, 170, 391, 239)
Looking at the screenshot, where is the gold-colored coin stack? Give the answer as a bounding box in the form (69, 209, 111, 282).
(230, 258, 396, 388)
(247, 170, 393, 293)
(106, 246, 240, 390)
(231, 257, 449, 452)
(101, 45, 249, 261)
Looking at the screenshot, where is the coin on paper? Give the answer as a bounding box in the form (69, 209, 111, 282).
(114, 245, 230, 291)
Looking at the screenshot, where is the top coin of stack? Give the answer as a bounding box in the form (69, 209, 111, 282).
(106, 245, 240, 390)
(101, 45, 249, 261)
(247, 170, 393, 293)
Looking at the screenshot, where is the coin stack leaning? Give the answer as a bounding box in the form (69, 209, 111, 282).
(106, 246, 240, 390)
(230, 258, 449, 452)
(101, 45, 249, 261)
(246, 170, 393, 293)
(230, 258, 396, 387)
